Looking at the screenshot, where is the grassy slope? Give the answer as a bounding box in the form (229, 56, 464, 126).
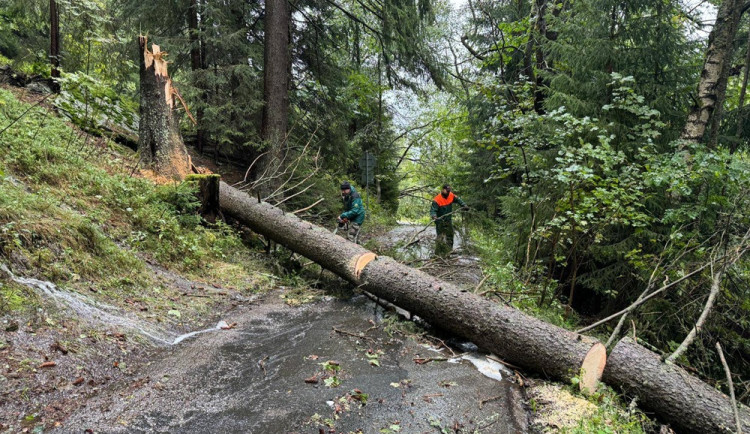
(0, 86, 279, 319)
(0, 86, 285, 431)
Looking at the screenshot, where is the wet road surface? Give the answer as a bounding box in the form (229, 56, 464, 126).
(60, 294, 528, 433)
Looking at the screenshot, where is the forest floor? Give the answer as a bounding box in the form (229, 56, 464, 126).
(0, 84, 645, 433)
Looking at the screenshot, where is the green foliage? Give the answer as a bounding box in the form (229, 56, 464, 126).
(0, 87, 257, 300)
(56, 71, 138, 136)
(0, 281, 38, 314)
(461, 59, 750, 388)
(471, 225, 578, 329)
(544, 0, 697, 128)
(564, 383, 653, 433)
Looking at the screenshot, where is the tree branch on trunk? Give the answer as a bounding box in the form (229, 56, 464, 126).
(576, 256, 728, 334)
(664, 265, 724, 363)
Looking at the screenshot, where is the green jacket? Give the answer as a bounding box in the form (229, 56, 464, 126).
(340, 186, 366, 224)
(430, 192, 466, 221)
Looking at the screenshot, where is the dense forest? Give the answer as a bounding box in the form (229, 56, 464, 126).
(2, 0, 750, 432)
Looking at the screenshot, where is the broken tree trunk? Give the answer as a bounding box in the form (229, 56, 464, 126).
(604, 337, 750, 433)
(219, 182, 606, 392)
(186, 174, 221, 223)
(137, 36, 192, 180)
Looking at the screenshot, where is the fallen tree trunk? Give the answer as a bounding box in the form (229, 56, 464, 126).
(219, 182, 605, 392)
(604, 337, 750, 433)
(187, 174, 221, 224)
(359, 255, 606, 391)
(220, 181, 750, 431)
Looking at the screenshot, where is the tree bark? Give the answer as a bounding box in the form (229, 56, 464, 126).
(681, 0, 744, 144)
(218, 181, 607, 393)
(733, 29, 750, 154)
(137, 36, 192, 180)
(49, 0, 60, 93)
(359, 256, 606, 392)
(604, 337, 750, 433)
(532, 0, 547, 114)
(189, 0, 207, 154)
(258, 0, 291, 192)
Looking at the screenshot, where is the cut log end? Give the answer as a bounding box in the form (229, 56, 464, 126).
(580, 342, 606, 395)
(353, 252, 377, 280)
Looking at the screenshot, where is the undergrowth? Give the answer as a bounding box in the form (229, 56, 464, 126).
(0, 86, 272, 319)
(564, 382, 653, 433)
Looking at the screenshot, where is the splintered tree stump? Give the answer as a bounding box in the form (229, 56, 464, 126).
(604, 337, 750, 433)
(186, 174, 221, 223)
(218, 181, 605, 392)
(137, 35, 191, 180)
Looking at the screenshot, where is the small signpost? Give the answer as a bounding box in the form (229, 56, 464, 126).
(359, 151, 376, 208)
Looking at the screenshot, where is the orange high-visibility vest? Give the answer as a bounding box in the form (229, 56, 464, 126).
(433, 192, 456, 207)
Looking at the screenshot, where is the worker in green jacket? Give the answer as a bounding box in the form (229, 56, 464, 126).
(338, 181, 366, 243)
(430, 184, 468, 256)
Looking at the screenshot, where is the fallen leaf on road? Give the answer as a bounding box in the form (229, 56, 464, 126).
(220, 322, 237, 330)
(51, 341, 68, 354)
(39, 361, 56, 368)
(73, 377, 84, 386)
(305, 375, 319, 384)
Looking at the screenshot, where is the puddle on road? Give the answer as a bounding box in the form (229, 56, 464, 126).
(375, 224, 484, 286)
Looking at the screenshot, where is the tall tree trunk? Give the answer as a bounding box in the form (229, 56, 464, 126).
(189, 0, 207, 154)
(681, 0, 744, 144)
(49, 0, 60, 93)
(137, 36, 192, 180)
(258, 0, 291, 194)
(532, 0, 547, 114)
(733, 29, 750, 153)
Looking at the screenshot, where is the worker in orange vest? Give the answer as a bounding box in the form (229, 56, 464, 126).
(430, 184, 468, 256)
